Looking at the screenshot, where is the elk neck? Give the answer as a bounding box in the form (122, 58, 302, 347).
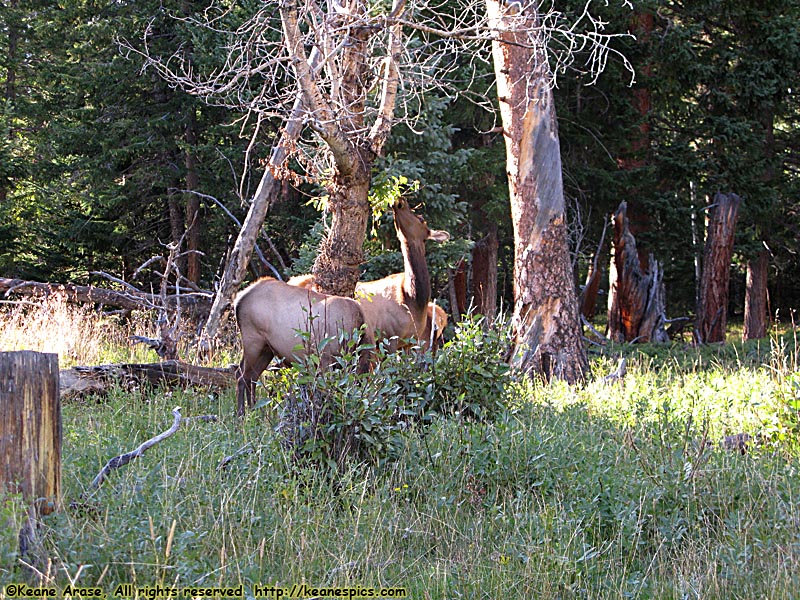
(400, 236, 432, 312)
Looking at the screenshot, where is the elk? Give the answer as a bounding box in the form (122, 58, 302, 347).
(234, 277, 374, 416)
(287, 198, 450, 349)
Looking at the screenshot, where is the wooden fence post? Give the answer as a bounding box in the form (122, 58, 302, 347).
(1, 351, 61, 516)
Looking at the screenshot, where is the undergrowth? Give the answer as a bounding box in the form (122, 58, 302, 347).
(1, 302, 799, 599)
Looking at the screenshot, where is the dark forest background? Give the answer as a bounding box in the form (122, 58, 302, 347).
(2, 0, 798, 328)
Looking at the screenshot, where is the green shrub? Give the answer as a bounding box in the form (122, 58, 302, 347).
(260, 315, 514, 471)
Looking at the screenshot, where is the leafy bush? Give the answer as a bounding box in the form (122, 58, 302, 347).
(427, 314, 512, 419)
(260, 315, 514, 470)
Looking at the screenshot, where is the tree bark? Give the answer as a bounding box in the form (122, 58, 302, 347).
(696, 192, 741, 343)
(61, 361, 235, 400)
(0, 351, 61, 516)
(282, 0, 404, 298)
(579, 217, 607, 320)
(184, 107, 201, 285)
(311, 151, 372, 297)
(743, 248, 769, 340)
(607, 202, 668, 343)
(472, 226, 498, 322)
(486, 1, 588, 383)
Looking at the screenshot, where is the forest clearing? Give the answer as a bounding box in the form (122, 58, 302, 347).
(2, 0, 800, 598)
(1, 299, 799, 598)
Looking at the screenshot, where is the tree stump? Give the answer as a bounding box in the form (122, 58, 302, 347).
(0, 351, 61, 516)
(607, 202, 669, 343)
(696, 192, 741, 343)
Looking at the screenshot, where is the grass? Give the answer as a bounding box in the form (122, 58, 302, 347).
(1, 301, 799, 599)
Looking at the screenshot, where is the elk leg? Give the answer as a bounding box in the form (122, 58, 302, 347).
(236, 345, 275, 417)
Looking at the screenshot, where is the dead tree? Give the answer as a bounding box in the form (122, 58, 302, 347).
(0, 277, 211, 316)
(472, 226, 499, 323)
(743, 247, 769, 340)
(696, 192, 741, 344)
(134, 1, 632, 352)
(607, 202, 668, 343)
(580, 216, 607, 320)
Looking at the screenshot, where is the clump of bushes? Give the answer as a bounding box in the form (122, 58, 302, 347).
(258, 315, 514, 470)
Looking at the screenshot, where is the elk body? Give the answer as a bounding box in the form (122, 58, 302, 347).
(288, 198, 449, 350)
(234, 277, 373, 416)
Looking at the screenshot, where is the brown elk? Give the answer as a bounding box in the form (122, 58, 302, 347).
(234, 277, 374, 416)
(287, 198, 450, 349)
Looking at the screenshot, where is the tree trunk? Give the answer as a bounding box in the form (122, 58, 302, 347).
(61, 360, 235, 400)
(580, 255, 602, 321)
(472, 226, 498, 322)
(743, 248, 769, 340)
(167, 191, 184, 251)
(486, 1, 587, 383)
(579, 218, 607, 320)
(0, 351, 61, 516)
(607, 202, 668, 343)
(184, 107, 201, 285)
(311, 152, 372, 297)
(280, 0, 403, 298)
(696, 192, 741, 343)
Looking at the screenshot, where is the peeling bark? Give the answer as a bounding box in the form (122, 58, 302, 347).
(486, 0, 587, 383)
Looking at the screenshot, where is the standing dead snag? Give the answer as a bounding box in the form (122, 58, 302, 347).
(696, 192, 741, 343)
(580, 216, 607, 321)
(743, 247, 769, 340)
(1, 351, 60, 559)
(486, 0, 588, 383)
(607, 202, 668, 343)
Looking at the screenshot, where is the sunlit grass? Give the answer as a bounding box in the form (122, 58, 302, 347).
(0, 296, 241, 368)
(1, 302, 798, 598)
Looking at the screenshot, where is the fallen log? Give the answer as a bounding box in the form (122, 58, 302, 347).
(60, 360, 237, 399)
(0, 277, 212, 317)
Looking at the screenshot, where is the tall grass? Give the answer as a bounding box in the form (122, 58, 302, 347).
(1, 302, 798, 598)
(0, 296, 240, 367)
(0, 296, 159, 366)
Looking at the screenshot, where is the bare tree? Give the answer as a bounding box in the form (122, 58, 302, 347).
(696, 192, 741, 344)
(744, 247, 769, 340)
(130, 0, 482, 342)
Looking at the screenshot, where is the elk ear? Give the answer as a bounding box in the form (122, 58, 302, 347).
(428, 229, 450, 243)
